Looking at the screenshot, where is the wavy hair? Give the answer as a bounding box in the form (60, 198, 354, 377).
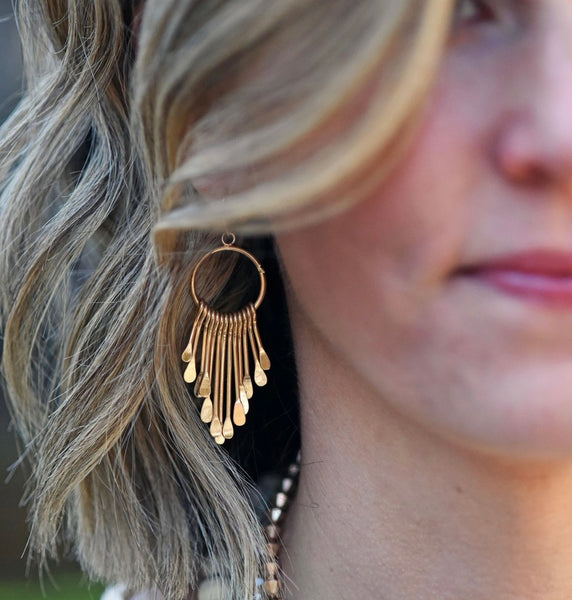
(0, 1, 454, 598)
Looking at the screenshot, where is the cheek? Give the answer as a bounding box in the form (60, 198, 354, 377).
(275, 70, 494, 435)
(276, 76, 482, 354)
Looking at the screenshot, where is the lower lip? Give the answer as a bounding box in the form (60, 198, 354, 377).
(466, 269, 572, 308)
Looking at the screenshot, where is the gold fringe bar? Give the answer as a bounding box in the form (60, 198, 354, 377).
(184, 304, 269, 443)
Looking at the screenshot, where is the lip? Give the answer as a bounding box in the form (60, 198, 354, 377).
(459, 249, 572, 308)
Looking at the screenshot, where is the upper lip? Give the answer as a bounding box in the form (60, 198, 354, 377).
(461, 249, 572, 277)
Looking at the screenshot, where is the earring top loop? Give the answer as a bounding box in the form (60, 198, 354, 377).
(221, 232, 236, 247)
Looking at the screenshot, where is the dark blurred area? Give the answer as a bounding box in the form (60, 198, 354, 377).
(0, 0, 27, 579)
(0, 1, 21, 121)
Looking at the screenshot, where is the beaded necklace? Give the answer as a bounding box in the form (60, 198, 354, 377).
(258, 451, 301, 600)
(197, 453, 300, 600)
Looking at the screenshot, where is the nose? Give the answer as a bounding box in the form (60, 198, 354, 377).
(493, 17, 572, 194)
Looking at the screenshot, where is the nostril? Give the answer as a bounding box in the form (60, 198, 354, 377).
(494, 115, 550, 186)
(493, 110, 572, 188)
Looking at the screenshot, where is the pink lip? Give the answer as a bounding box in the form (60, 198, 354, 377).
(460, 250, 572, 308)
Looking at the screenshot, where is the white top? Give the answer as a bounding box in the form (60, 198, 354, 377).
(101, 585, 128, 600)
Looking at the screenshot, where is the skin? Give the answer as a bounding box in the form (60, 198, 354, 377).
(275, 1, 572, 598)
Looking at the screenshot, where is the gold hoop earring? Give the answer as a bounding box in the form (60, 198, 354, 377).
(182, 233, 271, 444)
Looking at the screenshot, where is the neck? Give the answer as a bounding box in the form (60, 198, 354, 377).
(281, 306, 572, 600)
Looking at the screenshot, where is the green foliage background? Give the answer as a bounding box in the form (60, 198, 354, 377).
(0, 573, 104, 600)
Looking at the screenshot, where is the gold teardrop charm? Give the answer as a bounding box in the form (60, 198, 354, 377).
(200, 397, 213, 423)
(233, 401, 246, 426)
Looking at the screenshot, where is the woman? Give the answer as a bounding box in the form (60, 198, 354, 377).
(3, 0, 572, 598)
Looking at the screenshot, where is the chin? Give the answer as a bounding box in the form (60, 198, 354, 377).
(441, 370, 572, 462)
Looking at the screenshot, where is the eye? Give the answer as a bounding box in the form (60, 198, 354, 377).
(453, 0, 497, 26)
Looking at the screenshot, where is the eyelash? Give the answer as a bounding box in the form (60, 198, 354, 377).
(454, 0, 497, 26)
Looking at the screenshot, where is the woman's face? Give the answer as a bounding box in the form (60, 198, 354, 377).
(276, 0, 572, 459)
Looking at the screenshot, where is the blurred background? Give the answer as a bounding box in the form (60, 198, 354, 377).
(0, 2, 103, 598)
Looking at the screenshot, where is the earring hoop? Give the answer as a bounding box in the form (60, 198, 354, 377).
(190, 235, 266, 311)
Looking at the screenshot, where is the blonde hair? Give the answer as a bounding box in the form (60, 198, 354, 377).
(0, 1, 454, 598)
